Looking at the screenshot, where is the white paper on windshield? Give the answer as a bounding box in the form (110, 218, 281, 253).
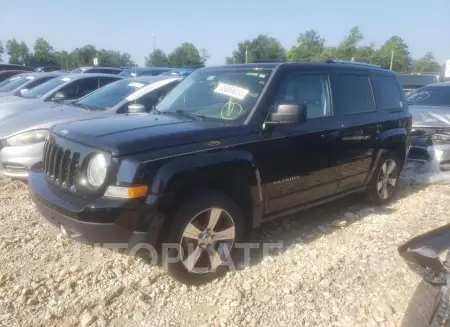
(61, 77, 71, 82)
(129, 82, 145, 88)
(214, 83, 249, 100)
(126, 78, 179, 101)
(26, 76, 35, 80)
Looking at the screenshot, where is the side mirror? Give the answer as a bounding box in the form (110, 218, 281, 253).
(52, 92, 66, 101)
(268, 103, 307, 124)
(20, 88, 29, 95)
(127, 103, 146, 114)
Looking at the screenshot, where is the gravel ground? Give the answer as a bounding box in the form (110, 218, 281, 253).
(0, 177, 449, 327)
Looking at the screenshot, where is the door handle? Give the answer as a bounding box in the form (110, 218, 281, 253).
(321, 131, 341, 139)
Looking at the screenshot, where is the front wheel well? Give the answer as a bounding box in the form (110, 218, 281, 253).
(159, 169, 255, 241)
(385, 141, 406, 169)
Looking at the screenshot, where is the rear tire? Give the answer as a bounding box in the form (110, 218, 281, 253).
(367, 151, 401, 205)
(161, 191, 244, 285)
(400, 280, 445, 327)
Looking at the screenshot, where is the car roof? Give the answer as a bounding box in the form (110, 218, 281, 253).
(14, 71, 66, 78)
(0, 70, 30, 75)
(58, 73, 124, 80)
(204, 62, 390, 73)
(124, 75, 183, 83)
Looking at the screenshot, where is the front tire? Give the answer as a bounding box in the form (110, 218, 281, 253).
(162, 191, 244, 285)
(367, 151, 401, 205)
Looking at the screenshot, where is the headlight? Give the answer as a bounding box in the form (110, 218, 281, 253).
(87, 154, 107, 187)
(6, 129, 48, 146)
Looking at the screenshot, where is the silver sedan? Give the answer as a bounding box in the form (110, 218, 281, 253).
(0, 75, 182, 179)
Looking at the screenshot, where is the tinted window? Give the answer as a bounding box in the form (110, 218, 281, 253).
(22, 77, 70, 99)
(406, 86, 450, 107)
(331, 74, 375, 114)
(129, 80, 180, 112)
(274, 74, 331, 119)
(371, 75, 403, 110)
(99, 77, 120, 87)
(57, 78, 99, 99)
(76, 79, 150, 110)
(23, 76, 55, 90)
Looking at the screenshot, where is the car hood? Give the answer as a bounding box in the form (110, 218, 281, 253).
(52, 114, 250, 156)
(0, 91, 14, 98)
(410, 105, 450, 128)
(0, 98, 62, 121)
(0, 95, 24, 103)
(0, 105, 111, 139)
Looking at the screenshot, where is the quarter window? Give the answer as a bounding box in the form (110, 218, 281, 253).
(274, 74, 331, 119)
(371, 75, 403, 110)
(331, 74, 375, 115)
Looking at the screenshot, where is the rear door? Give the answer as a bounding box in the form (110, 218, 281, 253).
(330, 71, 379, 192)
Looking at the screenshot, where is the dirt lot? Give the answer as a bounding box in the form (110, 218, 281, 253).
(0, 177, 448, 327)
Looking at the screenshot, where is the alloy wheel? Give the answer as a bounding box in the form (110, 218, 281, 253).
(179, 208, 235, 274)
(377, 159, 398, 200)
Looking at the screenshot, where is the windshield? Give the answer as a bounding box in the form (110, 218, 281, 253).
(155, 68, 272, 123)
(71, 68, 84, 73)
(75, 79, 150, 110)
(407, 86, 450, 107)
(0, 75, 31, 92)
(22, 76, 70, 99)
(398, 75, 439, 88)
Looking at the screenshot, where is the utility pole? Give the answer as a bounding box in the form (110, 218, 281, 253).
(390, 50, 394, 71)
(245, 45, 248, 64)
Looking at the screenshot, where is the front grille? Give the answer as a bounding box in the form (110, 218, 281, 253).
(43, 137, 81, 190)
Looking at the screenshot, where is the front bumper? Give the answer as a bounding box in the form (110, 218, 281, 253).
(408, 131, 450, 171)
(28, 171, 168, 250)
(0, 142, 44, 180)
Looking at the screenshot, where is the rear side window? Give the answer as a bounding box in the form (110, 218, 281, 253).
(371, 75, 403, 110)
(331, 74, 375, 115)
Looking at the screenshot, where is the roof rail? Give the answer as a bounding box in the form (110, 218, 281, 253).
(325, 59, 381, 68)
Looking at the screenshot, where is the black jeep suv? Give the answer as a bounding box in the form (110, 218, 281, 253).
(28, 61, 412, 284)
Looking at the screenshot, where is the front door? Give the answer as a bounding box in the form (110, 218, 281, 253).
(257, 72, 342, 216)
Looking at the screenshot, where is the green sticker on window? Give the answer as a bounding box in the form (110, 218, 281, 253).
(246, 72, 258, 76)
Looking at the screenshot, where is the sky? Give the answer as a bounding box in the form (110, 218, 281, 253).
(1, 0, 449, 66)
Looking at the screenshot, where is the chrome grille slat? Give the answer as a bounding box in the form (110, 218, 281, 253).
(43, 137, 81, 191)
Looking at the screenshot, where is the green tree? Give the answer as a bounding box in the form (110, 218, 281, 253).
(119, 53, 134, 67)
(411, 52, 441, 73)
(334, 26, 363, 60)
(168, 42, 206, 68)
(354, 43, 379, 64)
(287, 29, 325, 62)
(32, 38, 55, 65)
(0, 41, 4, 63)
(226, 35, 286, 64)
(377, 36, 412, 72)
(145, 49, 169, 67)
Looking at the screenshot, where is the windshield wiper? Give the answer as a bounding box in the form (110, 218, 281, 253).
(175, 109, 205, 121)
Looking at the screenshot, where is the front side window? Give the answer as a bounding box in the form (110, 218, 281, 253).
(331, 74, 375, 115)
(22, 77, 70, 99)
(273, 74, 331, 119)
(156, 69, 273, 123)
(76, 79, 150, 110)
(407, 86, 450, 107)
